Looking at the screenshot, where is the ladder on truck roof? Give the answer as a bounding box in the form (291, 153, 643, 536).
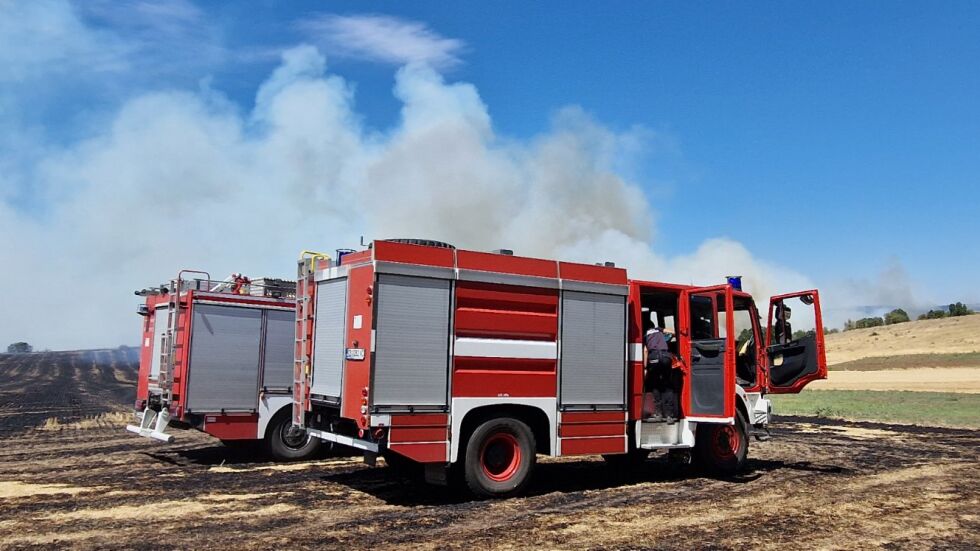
(294, 252, 330, 428)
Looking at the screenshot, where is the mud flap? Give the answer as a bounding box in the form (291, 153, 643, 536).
(424, 463, 450, 486)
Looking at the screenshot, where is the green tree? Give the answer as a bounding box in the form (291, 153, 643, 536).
(854, 317, 885, 329)
(919, 309, 948, 320)
(884, 308, 910, 325)
(949, 302, 974, 317)
(6, 342, 32, 354)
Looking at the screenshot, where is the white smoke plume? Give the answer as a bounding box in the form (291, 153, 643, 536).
(1, 44, 821, 349)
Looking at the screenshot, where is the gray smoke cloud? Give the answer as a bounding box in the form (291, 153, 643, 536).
(1, 45, 825, 349)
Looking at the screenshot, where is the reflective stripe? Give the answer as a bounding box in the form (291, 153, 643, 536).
(453, 338, 557, 360)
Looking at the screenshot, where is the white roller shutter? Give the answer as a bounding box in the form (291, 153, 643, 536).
(261, 309, 294, 390)
(559, 291, 626, 407)
(373, 274, 451, 408)
(149, 307, 168, 380)
(311, 278, 348, 400)
(186, 304, 262, 412)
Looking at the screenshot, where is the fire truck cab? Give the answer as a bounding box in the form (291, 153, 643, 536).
(127, 271, 321, 461)
(293, 241, 827, 497)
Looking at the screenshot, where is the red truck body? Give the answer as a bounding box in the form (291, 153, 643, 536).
(293, 240, 827, 496)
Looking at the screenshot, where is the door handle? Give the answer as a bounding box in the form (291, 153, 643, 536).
(691, 350, 702, 362)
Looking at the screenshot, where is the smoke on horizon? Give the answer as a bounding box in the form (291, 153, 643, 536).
(1, 45, 886, 348)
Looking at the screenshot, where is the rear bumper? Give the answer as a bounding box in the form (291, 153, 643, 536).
(125, 408, 175, 443)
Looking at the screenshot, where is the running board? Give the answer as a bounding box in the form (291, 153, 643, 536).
(636, 419, 696, 449)
(125, 408, 175, 443)
(307, 428, 379, 453)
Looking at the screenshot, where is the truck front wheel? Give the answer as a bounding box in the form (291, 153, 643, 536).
(266, 409, 321, 462)
(694, 410, 748, 475)
(464, 417, 536, 498)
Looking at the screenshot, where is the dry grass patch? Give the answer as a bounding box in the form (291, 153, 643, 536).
(38, 411, 132, 431)
(208, 457, 359, 473)
(0, 481, 105, 499)
(40, 494, 295, 523)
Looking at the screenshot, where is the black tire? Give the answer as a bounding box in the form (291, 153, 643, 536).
(694, 410, 749, 475)
(265, 409, 321, 462)
(463, 417, 536, 498)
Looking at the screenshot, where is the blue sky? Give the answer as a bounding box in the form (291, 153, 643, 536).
(1, 1, 978, 347)
(266, 1, 980, 288)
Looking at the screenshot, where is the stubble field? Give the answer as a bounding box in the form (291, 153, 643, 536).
(0, 350, 977, 550)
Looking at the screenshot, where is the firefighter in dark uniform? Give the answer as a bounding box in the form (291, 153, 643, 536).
(774, 303, 793, 344)
(644, 323, 681, 422)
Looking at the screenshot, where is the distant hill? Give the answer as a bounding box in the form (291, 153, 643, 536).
(825, 314, 980, 365)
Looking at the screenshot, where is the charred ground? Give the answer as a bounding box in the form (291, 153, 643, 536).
(0, 351, 977, 550)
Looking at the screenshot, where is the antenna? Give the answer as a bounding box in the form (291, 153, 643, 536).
(359, 235, 366, 247)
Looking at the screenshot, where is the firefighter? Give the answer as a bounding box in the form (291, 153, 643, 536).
(643, 322, 680, 422)
(774, 303, 793, 344)
(231, 273, 251, 295)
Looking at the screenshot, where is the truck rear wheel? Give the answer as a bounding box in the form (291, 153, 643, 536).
(266, 410, 321, 462)
(695, 410, 748, 475)
(464, 417, 535, 498)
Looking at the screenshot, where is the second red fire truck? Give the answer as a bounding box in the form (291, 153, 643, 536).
(128, 271, 321, 461)
(293, 240, 827, 497)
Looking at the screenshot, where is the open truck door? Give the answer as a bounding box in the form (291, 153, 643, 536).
(765, 290, 828, 394)
(680, 285, 736, 422)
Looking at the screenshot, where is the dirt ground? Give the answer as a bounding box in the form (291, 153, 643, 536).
(810, 367, 980, 393)
(1, 351, 979, 550)
(825, 315, 980, 365)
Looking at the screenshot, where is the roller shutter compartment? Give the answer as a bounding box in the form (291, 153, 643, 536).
(149, 307, 169, 380)
(186, 304, 262, 412)
(261, 309, 295, 390)
(559, 291, 627, 408)
(311, 278, 348, 400)
(373, 274, 451, 408)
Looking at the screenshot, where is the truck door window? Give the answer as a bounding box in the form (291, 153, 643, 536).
(733, 302, 757, 386)
(767, 294, 821, 388)
(690, 296, 714, 340)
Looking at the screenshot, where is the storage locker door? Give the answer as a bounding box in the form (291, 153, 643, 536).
(149, 307, 168, 380)
(186, 305, 262, 411)
(560, 291, 627, 407)
(311, 278, 348, 399)
(261, 309, 294, 390)
(373, 275, 451, 408)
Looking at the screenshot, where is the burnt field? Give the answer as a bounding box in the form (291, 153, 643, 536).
(0, 352, 978, 550)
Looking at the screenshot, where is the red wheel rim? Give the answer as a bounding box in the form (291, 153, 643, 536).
(480, 432, 521, 482)
(711, 425, 740, 460)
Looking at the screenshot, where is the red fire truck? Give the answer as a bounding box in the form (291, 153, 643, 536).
(127, 271, 321, 461)
(293, 240, 827, 497)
